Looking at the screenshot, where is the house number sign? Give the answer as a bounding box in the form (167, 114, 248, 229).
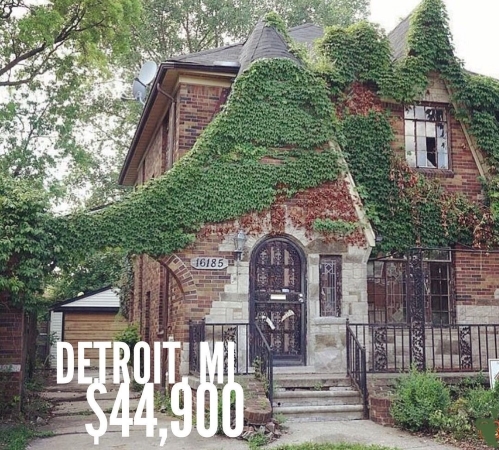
(190, 257, 228, 270)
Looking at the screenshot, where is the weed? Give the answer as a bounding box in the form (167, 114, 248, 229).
(271, 444, 399, 450)
(313, 381, 324, 391)
(248, 431, 269, 449)
(274, 412, 287, 425)
(0, 424, 53, 450)
(154, 390, 172, 415)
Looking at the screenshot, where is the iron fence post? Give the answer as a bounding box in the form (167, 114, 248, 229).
(409, 247, 426, 371)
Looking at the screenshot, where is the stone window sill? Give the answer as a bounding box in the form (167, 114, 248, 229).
(312, 317, 346, 325)
(414, 168, 454, 178)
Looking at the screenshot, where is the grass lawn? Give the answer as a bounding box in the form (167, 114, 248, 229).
(0, 424, 53, 450)
(273, 444, 400, 450)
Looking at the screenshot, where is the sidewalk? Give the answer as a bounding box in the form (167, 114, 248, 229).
(28, 369, 459, 450)
(29, 415, 460, 450)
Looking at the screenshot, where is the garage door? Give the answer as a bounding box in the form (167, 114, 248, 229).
(63, 312, 127, 367)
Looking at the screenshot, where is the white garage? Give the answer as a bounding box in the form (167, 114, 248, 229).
(50, 287, 127, 367)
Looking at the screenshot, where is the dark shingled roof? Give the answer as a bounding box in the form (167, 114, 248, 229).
(238, 19, 300, 73)
(171, 43, 243, 66)
(388, 14, 412, 61)
(167, 22, 325, 69)
(288, 23, 324, 43)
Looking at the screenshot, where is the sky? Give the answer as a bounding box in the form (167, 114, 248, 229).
(370, 0, 499, 79)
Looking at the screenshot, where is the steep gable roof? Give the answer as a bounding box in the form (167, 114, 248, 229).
(239, 19, 300, 73)
(388, 14, 411, 61)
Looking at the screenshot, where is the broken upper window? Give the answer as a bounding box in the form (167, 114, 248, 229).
(404, 105, 449, 169)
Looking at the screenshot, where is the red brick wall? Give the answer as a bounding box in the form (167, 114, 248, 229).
(143, 126, 164, 181)
(162, 239, 234, 344)
(0, 299, 25, 411)
(136, 83, 228, 187)
(369, 395, 394, 426)
(174, 83, 229, 163)
(454, 247, 499, 306)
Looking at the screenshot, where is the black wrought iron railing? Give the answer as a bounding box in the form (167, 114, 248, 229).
(188, 319, 205, 374)
(189, 320, 252, 374)
(250, 322, 274, 406)
(346, 320, 368, 418)
(349, 322, 499, 373)
(188, 320, 274, 405)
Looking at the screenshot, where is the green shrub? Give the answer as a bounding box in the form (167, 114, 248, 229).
(448, 372, 487, 400)
(464, 383, 499, 421)
(429, 383, 499, 440)
(114, 323, 140, 364)
(390, 369, 451, 432)
(430, 400, 472, 440)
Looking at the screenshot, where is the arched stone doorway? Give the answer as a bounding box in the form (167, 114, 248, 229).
(250, 236, 306, 366)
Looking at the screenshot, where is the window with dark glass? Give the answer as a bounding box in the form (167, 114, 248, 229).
(404, 105, 449, 169)
(425, 249, 452, 325)
(367, 250, 453, 324)
(319, 256, 342, 317)
(367, 259, 407, 323)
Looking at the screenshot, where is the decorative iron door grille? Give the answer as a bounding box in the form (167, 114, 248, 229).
(250, 238, 306, 365)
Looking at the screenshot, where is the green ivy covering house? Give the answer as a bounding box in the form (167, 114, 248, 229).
(56, 0, 499, 421)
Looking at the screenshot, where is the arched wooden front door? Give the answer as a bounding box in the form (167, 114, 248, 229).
(250, 237, 306, 366)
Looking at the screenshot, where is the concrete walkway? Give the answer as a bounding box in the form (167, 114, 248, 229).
(29, 370, 459, 450)
(28, 416, 460, 450)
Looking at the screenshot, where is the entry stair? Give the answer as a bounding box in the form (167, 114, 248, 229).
(272, 372, 364, 422)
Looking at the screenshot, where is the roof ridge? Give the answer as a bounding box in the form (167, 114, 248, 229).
(387, 11, 413, 61)
(238, 19, 300, 74)
(242, 19, 265, 71)
(51, 285, 114, 308)
(173, 42, 243, 61)
(288, 23, 318, 31)
(387, 12, 412, 38)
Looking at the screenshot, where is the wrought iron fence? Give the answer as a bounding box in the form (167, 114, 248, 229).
(250, 322, 274, 406)
(349, 322, 499, 373)
(188, 319, 205, 375)
(346, 320, 368, 418)
(188, 320, 274, 405)
(189, 320, 251, 374)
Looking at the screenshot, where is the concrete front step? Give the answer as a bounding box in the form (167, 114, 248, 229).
(274, 389, 361, 407)
(271, 374, 363, 421)
(273, 404, 364, 422)
(274, 374, 352, 389)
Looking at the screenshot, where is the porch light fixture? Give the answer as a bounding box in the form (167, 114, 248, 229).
(233, 230, 247, 261)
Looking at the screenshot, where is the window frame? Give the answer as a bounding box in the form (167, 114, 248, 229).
(404, 103, 452, 170)
(319, 255, 342, 317)
(367, 249, 455, 325)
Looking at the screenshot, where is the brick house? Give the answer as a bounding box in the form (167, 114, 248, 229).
(119, 20, 375, 379)
(118, 2, 499, 419)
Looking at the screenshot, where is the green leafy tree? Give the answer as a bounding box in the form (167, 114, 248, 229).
(0, 0, 141, 201)
(128, 0, 369, 62)
(0, 175, 58, 311)
(47, 248, 125, 303)
(0, 0, 140, 309)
